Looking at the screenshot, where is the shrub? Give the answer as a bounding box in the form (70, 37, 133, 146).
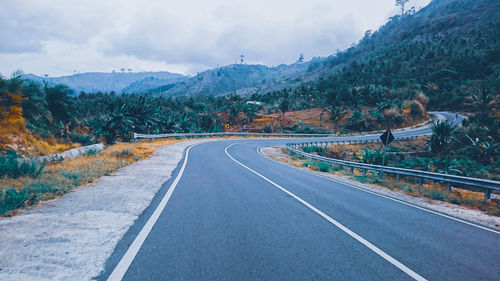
(69, 133, 93, 146)
(0, 183, 64, 215)
(303, 160, 331, 172)
(361, 147, 383, 164)
(302, 146, 327, 154)
(111, 148, 133, 157)
(316, 162, 331, 172)
(85, 148, 101, 156)
(0, 188, 27, 215)
(0, 150, 45, 178)
(331, 165, 344, 171)
(409, 100, 425, 118)
(430, 190, 445, 200)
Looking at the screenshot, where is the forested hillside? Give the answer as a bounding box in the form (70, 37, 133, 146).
(312, 0, 500, 109)
(150, 0, 499, 103)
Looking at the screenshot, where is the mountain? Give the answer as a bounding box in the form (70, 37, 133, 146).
(150, 62, 320, 96)
(23, 71, 185, 94)
(150, 55, 339, 97)
(153, 0, 498, 101)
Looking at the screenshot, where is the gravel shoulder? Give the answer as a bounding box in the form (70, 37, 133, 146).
(0, 140, 204, 281)
(261, 146, 500, 231)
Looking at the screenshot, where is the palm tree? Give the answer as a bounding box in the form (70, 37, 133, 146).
(467, 88, 498, 120)
(427, 120, 457, 154)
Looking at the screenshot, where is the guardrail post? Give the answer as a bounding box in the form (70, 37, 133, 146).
(396, 174, 400, 181)
(350, 167, 354, 173)
(484, 189, 492, 200)
(362, 169, 366, 176)
(418, 177, 423, 186)
(446, 182, 452, 194)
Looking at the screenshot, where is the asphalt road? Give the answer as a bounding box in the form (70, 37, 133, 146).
(98, 112, 500, 281)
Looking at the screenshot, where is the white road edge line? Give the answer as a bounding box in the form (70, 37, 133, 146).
(225, 144, 427, 281)
(107, 144, 197, 281)
(256, 147, 500, 235)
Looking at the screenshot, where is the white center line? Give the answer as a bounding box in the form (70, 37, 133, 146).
(225, 143, 427, 281)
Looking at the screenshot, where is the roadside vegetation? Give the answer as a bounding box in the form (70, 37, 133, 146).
(297, 108, 500, 181)
(278, 149, 500, 217)
(0, 140, 175, 216)
(281, 107, 500, 216)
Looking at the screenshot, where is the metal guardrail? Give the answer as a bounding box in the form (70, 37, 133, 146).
(132, 116, 434, 141)
(133, 132, 336, 140)
(284, 143, 500, 200)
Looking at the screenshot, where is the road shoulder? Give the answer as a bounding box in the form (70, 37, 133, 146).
(261, 146, 500, 232)
(0, 140, 203, 281)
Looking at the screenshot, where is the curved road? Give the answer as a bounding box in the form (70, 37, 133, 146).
(98, 112, 499, 281)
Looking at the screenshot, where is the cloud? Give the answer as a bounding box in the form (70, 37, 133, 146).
(0, 0, 430, 76)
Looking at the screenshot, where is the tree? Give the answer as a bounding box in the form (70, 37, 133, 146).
(395, 0, 409, 18)
(427, 121, 457, 154)
(45, 84, 75, 124)
(297, 53, 304, 63)
(278, 89, 290, 115)
(466, 87, 498, 122)
(318, 88, 347, 127)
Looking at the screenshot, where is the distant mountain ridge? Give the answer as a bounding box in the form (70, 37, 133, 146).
(23, 71, 185, 94)
(149, 59, 330, 97)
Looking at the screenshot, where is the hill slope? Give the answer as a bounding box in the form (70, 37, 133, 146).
(151, 62, 315, 96)
(305, 0, 500, 108)
(154, 0, 498, 100)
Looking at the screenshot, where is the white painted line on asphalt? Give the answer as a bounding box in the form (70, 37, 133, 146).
(107, 144, 197, 281)
(225, 144, 427, 281)
(256, 147, 500, 235)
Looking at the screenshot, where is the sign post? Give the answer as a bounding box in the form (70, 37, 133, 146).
(379, 129, 395, 179)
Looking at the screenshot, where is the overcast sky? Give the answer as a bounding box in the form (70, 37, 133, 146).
(0, 0, 430, 77)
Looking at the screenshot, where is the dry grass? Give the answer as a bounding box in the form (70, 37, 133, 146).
(0, 139, 177, 216)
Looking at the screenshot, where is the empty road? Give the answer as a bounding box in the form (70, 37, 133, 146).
(98, 112, 499, 281)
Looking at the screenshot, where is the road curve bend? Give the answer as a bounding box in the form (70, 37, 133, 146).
(99, 113, 499, 281)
